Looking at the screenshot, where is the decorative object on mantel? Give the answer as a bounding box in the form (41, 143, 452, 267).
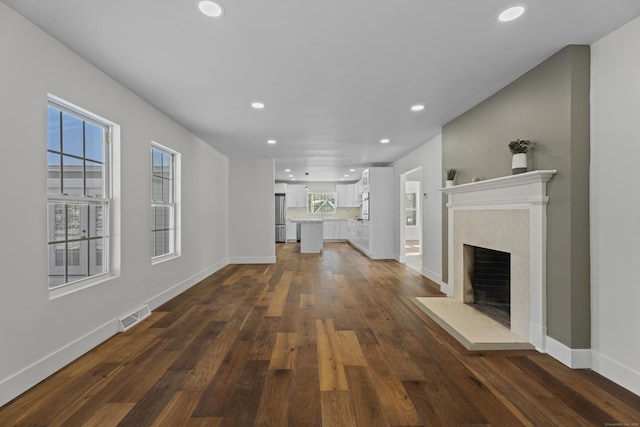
(508, 139, 534, 175)
(472, 176, 481, 182)
(446, 168, 458, 187)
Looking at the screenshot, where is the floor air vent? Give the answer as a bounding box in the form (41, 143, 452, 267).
(118, 305, 151, 332)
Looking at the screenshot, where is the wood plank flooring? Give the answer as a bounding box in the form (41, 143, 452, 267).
(1, 242, 639, 426)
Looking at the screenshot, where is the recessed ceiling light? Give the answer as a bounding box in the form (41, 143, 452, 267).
(284, 169, 291, 172)
(344, 174, 349, 177)
(291, 178, 296, 181)
(251, 101, 265, 109)
(349, 169, 355, 172)
(380, 138, 390, 144)
(410, 104, 425, 112)
(340, 178, 345, 181)
(198, 1, 224, 17)
(498, 6, 525, 22)
(267, 139, 276, 144)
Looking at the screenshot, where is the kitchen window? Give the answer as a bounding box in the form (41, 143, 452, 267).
(47, 99, 111, 289)
(151, 143, 179, 261)
(307, 192, 337, 215)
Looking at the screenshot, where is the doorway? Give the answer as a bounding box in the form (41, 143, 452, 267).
(400, 167, 422, 273)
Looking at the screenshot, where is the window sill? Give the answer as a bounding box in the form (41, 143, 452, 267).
(152, 253, 180, 266)
(48, 273, 117, 300)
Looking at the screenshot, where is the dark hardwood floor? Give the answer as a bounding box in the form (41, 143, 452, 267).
(1, 242, 639, 426)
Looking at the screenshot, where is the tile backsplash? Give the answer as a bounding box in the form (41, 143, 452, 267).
(288, 207, 361, 220)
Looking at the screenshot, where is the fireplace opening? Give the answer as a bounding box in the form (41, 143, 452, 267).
(463, 245, 510, 328)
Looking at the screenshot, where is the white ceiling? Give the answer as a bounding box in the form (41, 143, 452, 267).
(4, 0, 640, 182)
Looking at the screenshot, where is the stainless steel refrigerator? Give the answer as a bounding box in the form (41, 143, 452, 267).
(275, 193, 286, 242)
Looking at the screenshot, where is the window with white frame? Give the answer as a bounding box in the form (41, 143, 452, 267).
(307, 192, 336, 215)
(47, 99, 110, 289)
(151, 144, 177, 260)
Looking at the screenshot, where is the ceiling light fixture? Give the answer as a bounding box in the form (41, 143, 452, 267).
(289, 174, 294, 178)
(380, 138, 390, 144)
(349, 169, 355, 172)
(344, 174, 349, 177)
(498, 5, 526, 22)
(199, 1, 224, 17)
(267, 139, 276, 144)
(410, 104, 425, 112)
(284, 169, 291, 172)
(251, 101, 265, 109)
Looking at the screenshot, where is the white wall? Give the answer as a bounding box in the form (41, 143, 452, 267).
(590, 15, 640, 396)
(228, 158, 276, 263)
(392, 134, 443, 284)
(0, 3, 229, 406)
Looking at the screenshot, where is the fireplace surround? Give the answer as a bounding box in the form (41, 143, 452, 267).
(441, 170, 556, 351)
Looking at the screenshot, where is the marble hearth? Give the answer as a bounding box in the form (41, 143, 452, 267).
(439, 170, 556, 351)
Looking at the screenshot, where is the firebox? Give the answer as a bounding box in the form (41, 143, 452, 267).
(463, 244, 510, 327)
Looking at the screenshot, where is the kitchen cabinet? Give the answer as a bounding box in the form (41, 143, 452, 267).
(286, 222, 297, 241)
(286, 184, 308, 208)
(346, 167, 394, 259)
(336, 183, 360, 207)
(339, 220, 349, 239)
(323, 220, 349, 241)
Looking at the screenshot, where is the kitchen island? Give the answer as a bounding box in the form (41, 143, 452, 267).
(290, 219, 323, 253)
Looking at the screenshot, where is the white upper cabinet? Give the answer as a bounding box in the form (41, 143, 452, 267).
(336, 183, 360, 207)
(286, 184, 308, 208)
(274, 183, 287, 193)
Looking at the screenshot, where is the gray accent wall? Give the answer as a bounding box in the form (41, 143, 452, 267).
(442, 45, 591, 349)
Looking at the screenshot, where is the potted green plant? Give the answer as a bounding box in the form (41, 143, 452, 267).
(508, 139, 534, 174)
(446, 168, 457, 187)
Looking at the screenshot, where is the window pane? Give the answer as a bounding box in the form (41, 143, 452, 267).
(152, 205, 163, 231)
(48, 243, 66, 287)
(153, 230, 165, 257)
(47, 106, 60, 152)
(162, 152, 171, 179)
(162, 230, 171, 255)
(152, 149, 162, 172)
(152, 176, 163, 201)
(84, 122, 103, 162)
(89, 238, 105, 275)
(67, 240, 88, 280)
(162, 177, 171, 202)
(62, 112, 84, 157)
(47, 203, 66, 242)
(86, 160, 104, 197)
(308, 193, 336, 214)
(62, 155, 84, 196)
(67, 204, 88, 241)
(406, 210, 417, 226)
(47, 152, 61, 194)
(89, 204, 104, 237)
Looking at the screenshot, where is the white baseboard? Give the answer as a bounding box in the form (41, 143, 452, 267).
(146, 259, 228, 310)
(228, 256, 276, 264)
(0, 259, 229, 408)
(439, 280, 453, 297)
(0, 320, 118, 407)
(545, 335, 591, 369)
(421, 267, 443, 288)
(591, 350, 640, 397)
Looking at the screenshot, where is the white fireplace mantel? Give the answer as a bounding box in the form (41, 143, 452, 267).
(439, 170, 556, 351)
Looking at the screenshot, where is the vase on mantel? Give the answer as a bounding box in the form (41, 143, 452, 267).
(512, 153, 527, 175)
(445, 180, 454, 188)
